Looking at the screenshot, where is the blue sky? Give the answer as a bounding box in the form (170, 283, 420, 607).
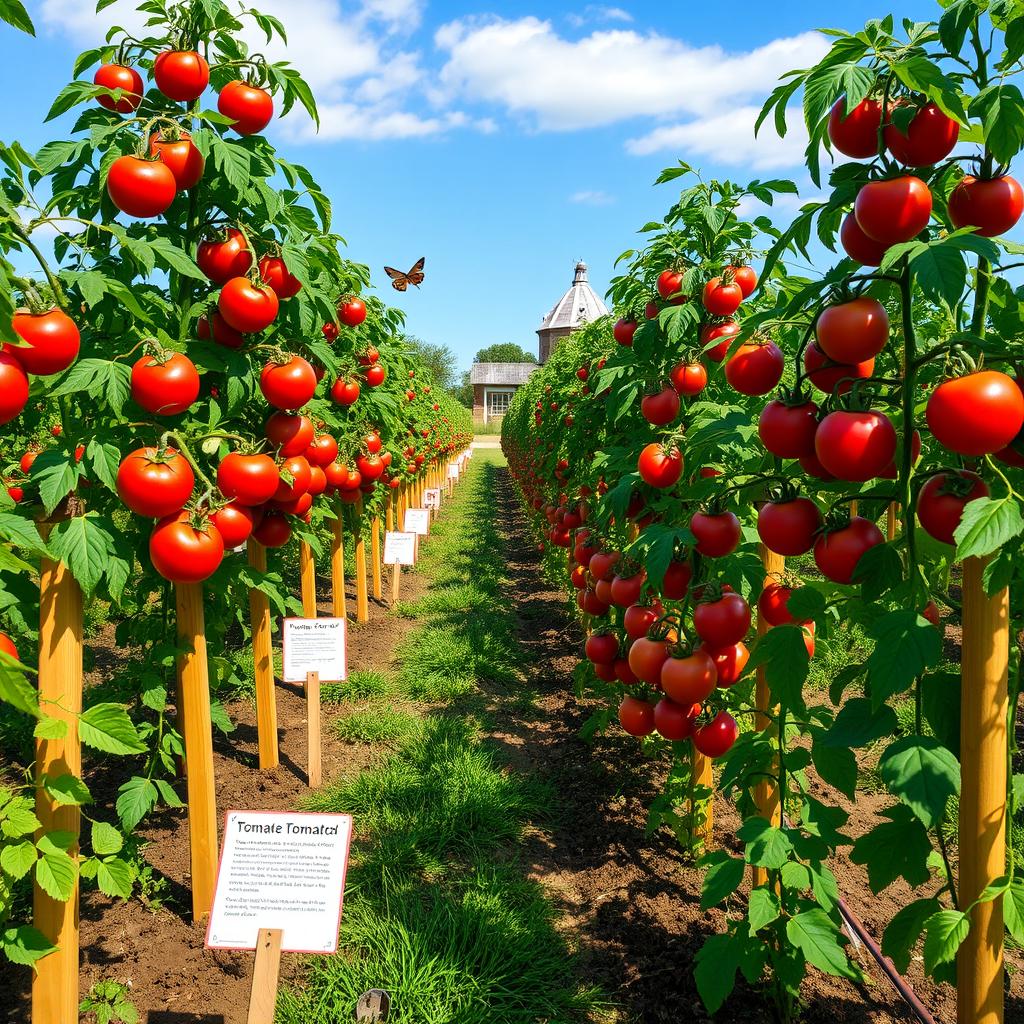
(1, 0, 940, 372)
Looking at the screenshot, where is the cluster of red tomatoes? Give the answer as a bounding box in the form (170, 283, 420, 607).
(97, 52, 274, 221)
(0, 306, 82, 426)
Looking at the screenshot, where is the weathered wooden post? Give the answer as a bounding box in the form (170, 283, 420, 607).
(299, 540, 317, 618)
(353, 498, 369, 623)
(247, 540, 279, 770)
(957, 555, 1008, 1024)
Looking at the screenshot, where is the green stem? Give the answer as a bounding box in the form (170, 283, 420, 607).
(11, 224, 67, 309)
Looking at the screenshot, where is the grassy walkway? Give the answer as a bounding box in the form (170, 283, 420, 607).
(277, 451, 605, 1024)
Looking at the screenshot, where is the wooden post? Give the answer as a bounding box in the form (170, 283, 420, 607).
(299, 540, 317, 618)
(371, 515, 383, 601)
(306, 671, 321, 789)
(886, 502, 898, 541)
(692, 748, 713, 847)
(354, 498, 369, 623)
(386, 491, 395, 533)
(331, 500, 347, 620)
(957, 555, 1008, 1024)
(753, 545, 785, 888)
(173, 583, 219, 920)
(247, 927, 283, 1024)
(390, 563, 401, 606)
(247, 541, 279, 770)
(33, 546, 83, 1024)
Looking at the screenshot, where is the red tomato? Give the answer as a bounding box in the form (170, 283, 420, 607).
(618, 696, 655, 737)
(331, 378, 361, 406)
(690, 510, 741, 558)
(218, 278, 279, 336)
(828, 95, 883, 157)
(356, 453, 385, 481)
(670, 361, 707, 396)
(338, 297, 366, 327)
(0, 632, 19, 661)
(218, 80, 274, 136)
(657, 269, 685, 300)
(306, 434, 339, 467)
(926, 371, 1024, 456)
(799, 451, 836, 481)
(274, 491, 313, 517)
(884, 102, 959, 166)
(813, 517, 884, 584)
(917, 470, 989, 545)
(19, 451, 38, 474)
(363, 431, 383, 454)
(757, 497, 822, 556)
(816, 297, 888, 364)
(700, 320, 740, 362)
(150, 511, 224, 582)
(814, 410, 897, 482)
(260, 356, 316, 409)
(803, 343, 875, 396)
(661, 648, 717, 704)
(323, 322, 339, 341)
(217, 452, 279, 506)
(117, 447, 195, 518)
(614, 319, 637, 346)
(702, 641, 750, 688)
(149, 131, 205, 190)
(0, 353, 29, 424)
(627, 636, 671, 685)
(637, 443, 682, 488)
(306, 466, 327, 496)
(759, 399, 818, 458)
(153, 49, 210, 101)
(623, 602, 664, 641)
(594, 661, 617, 682)
(253, 511, 292, 548)
(94, 63, 143, 113)
(197, 229, 251, 283)
(758, 582, 805, 627)
(365, 363, 387, 387)
(107, 156, 177, 218)
(8, 309, 80, 375)
(725, 340, 784, 396)
(949, 175, 1024, 238)
(265, 411, 314, 456)
(694, 592, 751, 647)
(729, 265, 757, 298)
(662, 559, 692, 600)
(259, 256, 302, 299)
(645, 301, 660, 320)
(840, 212, 889, 266)
(211, 503, 255, 548)
(584, 632, 618, 665)
(922, 601, 941, 627)
(610, 570, 646, 607)
(274, 456, 312, 502)
(694, 711, 739, 758)
(589, 550, 620, 582)
(854, 176, 932, 245)
(702, 277, 743, 317)
(640, 386, 680, 425)
(131, 352, 199, 416)
(653, 698, 698, 741)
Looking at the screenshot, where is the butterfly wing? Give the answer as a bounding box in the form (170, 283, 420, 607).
(405, 257, 426, 288)
(384, 266, 409, 292)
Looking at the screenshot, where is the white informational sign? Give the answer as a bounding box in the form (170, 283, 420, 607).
(447, 462, 459, 479)
(424, 488, 441, 509)
(281, 617, 348, 683)
(383, 531, 417, 566)
(403, 508, 430, 536)
(206, 810, 352, 953)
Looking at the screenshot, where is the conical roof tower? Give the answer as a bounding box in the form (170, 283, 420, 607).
(537, 261, 608, 363)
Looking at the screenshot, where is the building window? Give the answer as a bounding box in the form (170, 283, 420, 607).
(486, 389, 513, 417)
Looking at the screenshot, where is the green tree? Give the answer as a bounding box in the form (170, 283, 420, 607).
(473, 343, 536, 363)
(401, 335, 458, 391)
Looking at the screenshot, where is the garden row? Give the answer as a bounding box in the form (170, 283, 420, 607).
(502, 3, 1024, 1022)
(0, 3, 470, 1022)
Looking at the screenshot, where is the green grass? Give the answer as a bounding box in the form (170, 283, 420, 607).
(280, 451, 605, 1024)
(322, 668, 394, 704)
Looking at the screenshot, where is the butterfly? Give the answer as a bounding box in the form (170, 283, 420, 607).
(384, 257, 425, 292)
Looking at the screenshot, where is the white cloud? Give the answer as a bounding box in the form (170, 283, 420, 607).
(567, 6, 634, 27)
(625, 105, 810, 170)
(436, 17, 829, 131)
(569, 190, 615, 206)
(360, 0, 421, 33)
(284, 104, 469, 142)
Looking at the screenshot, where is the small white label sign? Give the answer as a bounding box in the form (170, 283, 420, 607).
(447, 462, 459, 479)
(424, 488, 441, 509)
(206, 810, 352, 953)
(384, 531, 417, 566)
(282, 617, 347, 683)
(403, 509, 430, 535)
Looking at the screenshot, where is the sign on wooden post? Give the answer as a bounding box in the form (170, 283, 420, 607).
(424, 488, 441, 511)
(403, 508, 430, 536)
(33, 546, 83, 1024)
(384, 531, 416, 605)
(247, 541, 279, 770)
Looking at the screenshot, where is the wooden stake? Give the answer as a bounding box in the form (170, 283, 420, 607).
(247, 541, 279, 770)
(753, 544, 785, 888)
(957, 555, 1008, 1024)
(299, 540, 317, 619)
(247, 927, 283, 1024)
(371, 516, 383, 601)
(390, 563, 401, 606)
(33, 547, 83, 1024)
(306, 671, 321, 789)
(886, 502, 898, 541)
(331, 500, 347, 619)
(172, 583, 219, 920)
(354, 498, 369, 623)
(386, 492, 394, 533)
(692, 747, 713, 847)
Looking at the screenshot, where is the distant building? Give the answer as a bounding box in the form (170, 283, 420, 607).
(536, 261, 608, 364)
(469, 260, 607, 425)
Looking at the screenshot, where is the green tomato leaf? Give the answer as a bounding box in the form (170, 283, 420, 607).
(923, 909, 970, 975)
(1, 926, 56, 966)
(787, 909, 859, 979)
(850, 804, 934, 892)
(699, 850, 745, 910)
(90, 820, 123, 857)
(79, 703, 146, 755)
(0, 839, 38, 880)
(883, 897, 942, 973)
